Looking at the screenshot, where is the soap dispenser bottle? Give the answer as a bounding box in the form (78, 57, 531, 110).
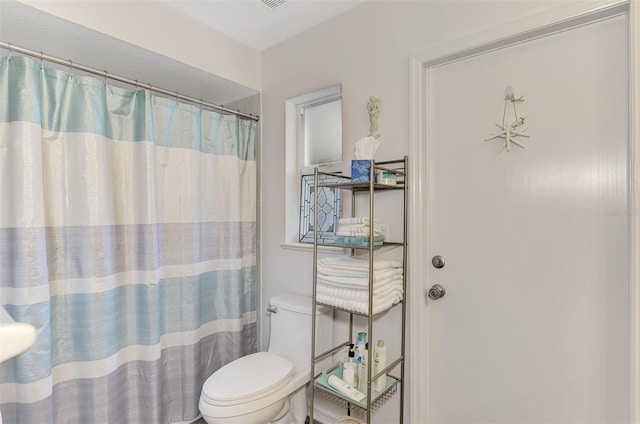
(342, 344, 358, 387)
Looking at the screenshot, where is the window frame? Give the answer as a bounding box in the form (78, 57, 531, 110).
(282, 85, 345, 252)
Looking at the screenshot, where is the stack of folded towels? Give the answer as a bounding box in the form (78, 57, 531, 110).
(335, 217, 385, 247)
(316, 256, 403, 315)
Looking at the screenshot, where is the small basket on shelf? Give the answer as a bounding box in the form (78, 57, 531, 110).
(314, 361, 399, 413)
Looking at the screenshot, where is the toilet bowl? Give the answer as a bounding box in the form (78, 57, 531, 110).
(199, 294, 332, 424)
(199, 352, 299, 424)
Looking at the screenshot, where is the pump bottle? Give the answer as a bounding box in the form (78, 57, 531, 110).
(343, 344, 358, 386)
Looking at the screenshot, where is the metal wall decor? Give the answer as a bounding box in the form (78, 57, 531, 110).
(485, 86, 529, 152)
(299, 174, 343, 243)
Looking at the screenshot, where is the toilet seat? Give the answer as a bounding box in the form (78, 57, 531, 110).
(201, 352, 294, 407)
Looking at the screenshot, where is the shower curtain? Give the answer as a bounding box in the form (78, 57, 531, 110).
(0, 55, 257, 423)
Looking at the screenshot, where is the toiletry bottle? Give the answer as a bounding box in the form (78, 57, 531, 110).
(355, 331, 367, 364)
(373, 339, 387, 392)
(327, 375, 366, 403)
(343, 344, 358, 387)
(357, 342, 368, 393)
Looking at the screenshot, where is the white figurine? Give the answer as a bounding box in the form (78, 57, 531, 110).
(367, 96, 381, 138)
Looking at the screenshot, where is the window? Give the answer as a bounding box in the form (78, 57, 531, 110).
(302, 98, 342, 169)
(283, 85, 343, 249)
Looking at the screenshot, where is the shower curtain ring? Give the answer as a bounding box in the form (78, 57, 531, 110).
(67, 59, 73, 75)
(39, 51, 44, 67)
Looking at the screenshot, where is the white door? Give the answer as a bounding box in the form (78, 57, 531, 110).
(425, 15, 628, 423)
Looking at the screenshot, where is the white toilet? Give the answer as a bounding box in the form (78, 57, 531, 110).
(199, 294, 332, 424)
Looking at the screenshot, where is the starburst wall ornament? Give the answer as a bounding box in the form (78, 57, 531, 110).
(485, 86, 530, 152)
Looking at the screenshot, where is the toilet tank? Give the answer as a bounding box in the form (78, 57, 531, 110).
(268, 294, 332, 370)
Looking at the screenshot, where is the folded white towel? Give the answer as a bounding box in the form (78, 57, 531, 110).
(336, 227, 382, 237)
(320, 288, 403, 305)
(318, 257, 402, 271)
(317, 278, 402, 294)
(318, 266, 402, 281)
(338, 217, 378, 226)
(316, 290, 402, 315)
(317, 281, 403, 301)
(317, 273, 403, 289)
(338, 223, 382, 232)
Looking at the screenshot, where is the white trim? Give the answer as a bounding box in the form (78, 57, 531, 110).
(412, 0, 627, 68)
(628, 0, 640, 420)
(407, 54, 429, 424)
(408, 1, 639, 423)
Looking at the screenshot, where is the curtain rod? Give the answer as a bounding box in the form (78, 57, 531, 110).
(0, 41, 259, 122)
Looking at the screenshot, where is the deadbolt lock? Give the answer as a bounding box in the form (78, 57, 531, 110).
(432, 255, 445, 269)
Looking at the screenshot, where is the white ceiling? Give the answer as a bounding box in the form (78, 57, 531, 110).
(163, 0, 366, 51)
(0, 1, 258, 108)
(0, 0, 365, 114)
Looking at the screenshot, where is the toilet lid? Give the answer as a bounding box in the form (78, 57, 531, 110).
(201, 352, 294, 406)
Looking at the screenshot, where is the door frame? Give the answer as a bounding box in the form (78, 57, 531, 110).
(407, 1, 640, 422)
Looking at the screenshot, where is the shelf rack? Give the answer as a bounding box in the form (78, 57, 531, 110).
(309, 157, 408, 423)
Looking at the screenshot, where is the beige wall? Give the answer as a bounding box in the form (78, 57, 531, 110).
(260, 0, 582, 348)
(260, 4, 601, 419)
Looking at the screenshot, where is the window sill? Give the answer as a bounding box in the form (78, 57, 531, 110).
(280, 242, 346, 255)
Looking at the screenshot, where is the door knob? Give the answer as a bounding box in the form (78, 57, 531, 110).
(428, 284, 446, 300)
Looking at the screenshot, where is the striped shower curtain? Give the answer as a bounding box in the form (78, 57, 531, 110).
(0, 55, 257, 423)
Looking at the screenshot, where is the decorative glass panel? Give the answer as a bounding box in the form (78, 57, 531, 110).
(299, 174, 342, 243)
